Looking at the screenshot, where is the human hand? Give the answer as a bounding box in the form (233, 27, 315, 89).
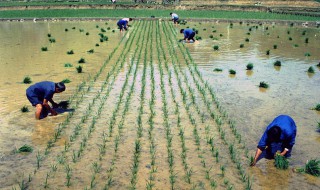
(50, 110, 58, 116)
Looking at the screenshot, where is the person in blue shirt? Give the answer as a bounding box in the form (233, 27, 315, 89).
(26, 81, 66, 120)
(251, 115, 297, 166)
(117, 19, 129, 32)
(180, 28, 196, 43)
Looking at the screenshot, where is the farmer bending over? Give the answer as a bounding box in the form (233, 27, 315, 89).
(26, 81, 66, 120)
(251, 115, 297, 166)
(170, 12, 179, 25)
(117, 19, 129, 32)
(180, 28, 196, 43)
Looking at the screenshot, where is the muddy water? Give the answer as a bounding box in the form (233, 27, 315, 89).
(184, 22, 320, 189)
(0, 20, 319, 190)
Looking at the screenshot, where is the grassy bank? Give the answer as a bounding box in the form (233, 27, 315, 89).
(0, 9, 318, 21)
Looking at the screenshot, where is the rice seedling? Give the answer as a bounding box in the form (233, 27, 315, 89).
(76, 65, 83, 73)
(312, 104, 320, 111)
(240, 44, 244, 48)
(64, 63, 73, 67)
(213, 68, 222, 72)
(274, 153, 289, 170)
(49, 38, 56, 43)
(21, 106, 29, 113)
(273, 44, 278, 49)
(266, 50, 270, 55)
(61, 78, 71, 84)
(44, 173, 49, 188)
(307, 66, 315, 73)
(67, 50, 74, 55)
(305, 53, 311, 57)
(23, 76, 32, 84)
(246, 63, 253, 70)
(17, 144, 33, 153)
(259, 81, 269, 88)
(47, 33, 51, 37)
(245, 38, 249, 42)
(195, 36, 202, 40)
(41, 47, 48, 51)
(36, 151, 42, 169)
(317, 62, 320, 67)
(213, 45, 219, 51)
(87, 49, 94, 54)
(51, 164, 57, 172)
(288, 37, 293, 41)
(95, 43, 100, 47)
(229, 69, 236, 75)
(274, 60, 282, 66)
(293, 44, 299, 47)
(305, 38, 309, 43)
(78, 58, 86, 63)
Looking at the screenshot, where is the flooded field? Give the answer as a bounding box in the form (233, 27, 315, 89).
(0, 20, 319, 190)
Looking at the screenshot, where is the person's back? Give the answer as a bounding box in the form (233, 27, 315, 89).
(184, 29, 194, 36)
(26, 81, 55, 102)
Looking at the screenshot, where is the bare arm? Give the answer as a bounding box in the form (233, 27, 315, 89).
(43, 99, 57, 116)
(251, 148, 263, 166)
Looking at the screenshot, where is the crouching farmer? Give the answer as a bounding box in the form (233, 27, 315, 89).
(26, 81, 66, 120)
(251, 115, 297, 166)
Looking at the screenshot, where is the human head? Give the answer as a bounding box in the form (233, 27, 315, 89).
(55, 82, 66, 93)
(267, 126, 281, 143)
(129, 18, 133, 21)
(180, 29, 184, 33)
(170, 13, 172, 16)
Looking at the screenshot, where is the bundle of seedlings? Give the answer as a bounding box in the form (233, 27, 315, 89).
(312, 104, 320, 111)
(296, 159, 320, 177)
(307, 66, 315, 73)
(274, 152, 289, 170)
(21, 106, 29, 112)
(274, 60, 281, 67)
(23, 76, 32, 84)
(58, 100, 70, 109)
(259, 81, 269, 88)
(246, 63, 253, 70)
(17, 144, 33, 153)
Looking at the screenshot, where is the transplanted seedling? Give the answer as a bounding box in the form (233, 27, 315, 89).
(21, 106, 29, 112)
(312, 104, 320, 111)
(213, 68, 223, 72)
(229, 69, 236, 75)
(259, 81, 269, 88)
(307, 66, 315, 73)
(213, 45, 219, 51)
(246, 63, 253, 70)
(76, 65, 83, 73)
(87, 49, 94, 54)
(58, 101, 70, 109)
(41, 47, 48, 51)
(296, 159, 320, 177)
(274, 60, 281, 66)
(78, 58, 86, 63)
(67, 50, 74, 55)
(274, 153, 289, 170)
(305, 53, 311, 57)
(240, 44, 244, 48)
(17, 144, 33, 153)
(23, 76, 32, 84)
(61, 79, 71, 83)
(195, 36, 202, 40)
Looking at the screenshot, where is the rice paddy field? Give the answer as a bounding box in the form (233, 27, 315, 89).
(0, 19, 319, 190)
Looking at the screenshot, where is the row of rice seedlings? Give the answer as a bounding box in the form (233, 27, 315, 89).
(163, 22, 222, 188)
(168, 21, 252, 189)
(129, 20, 151, 189)
(146, 22, 158, 189)
(22, 21, 140, 189)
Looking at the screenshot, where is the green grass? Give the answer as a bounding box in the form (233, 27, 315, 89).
(17, 144, 33, 153)
(23, 76, 32, 84)
(0, 9, 318, 21)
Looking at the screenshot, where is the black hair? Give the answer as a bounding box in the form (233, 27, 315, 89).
(55, 82, 66, 92)
(129, 18, 133, 21)
(267, 126, 281, 143)
(180, 29, 184, 33)
(170, 13, 173, 15)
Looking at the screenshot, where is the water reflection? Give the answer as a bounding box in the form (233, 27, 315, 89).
(274, 66, 281, 71)
(246, 70, 253, 76)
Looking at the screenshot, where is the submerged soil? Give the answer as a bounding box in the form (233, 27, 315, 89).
(0, 20, 319, 190)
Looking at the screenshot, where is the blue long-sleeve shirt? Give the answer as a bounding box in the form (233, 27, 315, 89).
(26, 81, 55, 100)
(258, 115, 297, 150)
(183, 29, 194, 39)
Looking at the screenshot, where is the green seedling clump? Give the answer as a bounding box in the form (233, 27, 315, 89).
(87, 49, 94, 54)
(305, 53, 311, 57)
(313, 104, 320, 111)
(229, 69, 236, 75)
(259, 81, 269, 88)
(49, 38, 56, 43)
(213, 68, 223, 72)
(76, 65, 83, 73)
(266, 50, 270, 55)
(195, 36, 202, 40)
(18, 144, 33, 153)
(273, 44, 278, 49)
(307, 66, 315, 73)
(67, 50, 74, 55)
(47, 33, 51, 37)
(23, 76, 32, 84)
(61, 79, 71, 84)
(245, 38, 249, 42)
(240, 44, 244, 48)
(316, 62, 320, 67)
(274, 153, 289, 170)
(21, 106, 29, 112)
(274, 60, 281, 66)
(213, 45, 219, 51)
(95, 43, 100, 47)
(209, 34, 214, 38)
(246, 63, 254, 70)
(64, 63, 73, 67)
(78, 58, 86, 63)
(41, 47, 48, 51)
(297, 159, 320, 177)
